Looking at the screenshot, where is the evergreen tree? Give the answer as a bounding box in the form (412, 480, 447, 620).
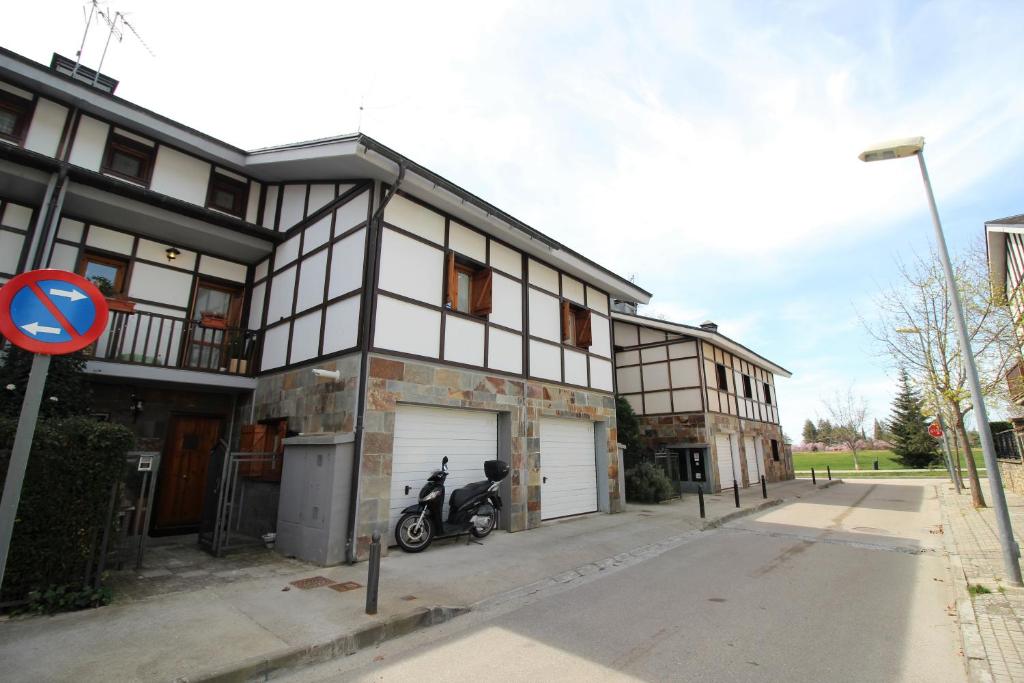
(889, 368, 939, 468)
(873, 418, 888, 441)
(615, 396, 643, 469)
(801, 419, 818, 444)
(0, 346, 91, 419)
(816, 418, 834, 445)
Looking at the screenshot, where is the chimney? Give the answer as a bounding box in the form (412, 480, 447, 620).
(50, 53, 119, 94)
(700, 320, 718, 333)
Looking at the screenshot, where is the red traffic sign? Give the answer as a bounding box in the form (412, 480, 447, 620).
(0, 269, 109, 355)
(928, 422, 944, 438)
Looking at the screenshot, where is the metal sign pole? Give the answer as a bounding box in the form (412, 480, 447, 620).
(0, 352, 51, 589)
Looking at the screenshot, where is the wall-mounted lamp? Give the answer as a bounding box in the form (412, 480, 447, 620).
(129, 394, 144, 422)
(165, 247, 181, 262)
(311, 368, 341, 381)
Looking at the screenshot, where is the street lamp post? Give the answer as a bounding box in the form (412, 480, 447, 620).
(894, 326, 964, 492)
(862, 137, 1022, 586)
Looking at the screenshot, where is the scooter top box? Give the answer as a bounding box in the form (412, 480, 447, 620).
(484, 460, 510, 481)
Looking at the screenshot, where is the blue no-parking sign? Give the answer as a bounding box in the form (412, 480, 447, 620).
(0, 269, 109, 355)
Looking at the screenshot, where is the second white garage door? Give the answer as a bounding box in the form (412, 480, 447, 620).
(744, 436, 761, 487)
(540, 418, 597, 520)
(388, 405, 497, 541)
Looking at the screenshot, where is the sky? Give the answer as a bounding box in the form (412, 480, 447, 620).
(4, 1, 1024, 441)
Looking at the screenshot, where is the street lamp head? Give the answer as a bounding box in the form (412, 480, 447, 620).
(858, 136, 925, 162)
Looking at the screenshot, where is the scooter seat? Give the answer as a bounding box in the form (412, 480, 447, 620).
(449, 480, 491, 511)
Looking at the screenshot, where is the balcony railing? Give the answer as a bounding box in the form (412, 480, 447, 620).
(85, 309, 260, 377)
(1008, 361, 1024, 403)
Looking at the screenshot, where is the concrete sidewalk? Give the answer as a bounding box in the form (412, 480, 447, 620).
(940, 481, 1024, 682)
(0, 478, 837, 682)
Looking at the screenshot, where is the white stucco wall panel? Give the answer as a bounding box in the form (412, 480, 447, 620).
(245, 181, 261, 224)
(640, 346, 668, 363)
(489, 240, 521, 277)
(149, 146, 210, 206)
(307, 184, 335, 217)
(642, 362, 670, 391)
(24, 98, 68, 157)
(639, 326, 666, 345)
(275, 233, 301, 268)
(136, 238, 195, 271)
(267, 265, 297, 323)
(529, 339, 561, 381)
(289, 309, 322, 364)
(563, 348, 588, 386)
(86, 225, 133, 255)
(672, 389, 702, 412)
(624, 393, 643, 416)
(586, 286, 609, 315)
(590, 357, 613, 392)
(336, 191, 369, 233)
(644, 391, 671, 414)
(295, 249, 328, 313)
(616, 365, 641, 393)
(127, 262, 192, 307)
(561, 276, 584, 305)
(384, 195, 444, 245)
(47, 242, 78, 271)
(374, 296, 440, 358)
(449, 222, 486, 262)
(262, 185, 279, 230)
(528, 259, 559, 294)
(279, 184, 307, 230)
(444, 314, 485, 367)
(378, 228, 443, 306)
(613, 321, 639, 347)
(528, 288, 560, 342)
(261, 324, 289, 370)
(615, 349, 639, 366)
(199, 255, 247, 282)
(56, 217, 83, 242)
(329, 228, 365, 298)
(487, 327, 522, 374)
(668, 341, 697, 359)
(248, 282, 265, 329)
(323, 296, 360, 354)
(2, 203, 32, 230)
(589, 313, 611, 358)
(0, 232, 24, 273)
(303, 216, 331, 254)
(68, 115, 109, 171)
(670, 358, 700, 387)
(490, 273, 522, 331)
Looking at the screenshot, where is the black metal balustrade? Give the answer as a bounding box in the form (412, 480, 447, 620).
(84, 309, 259, 376)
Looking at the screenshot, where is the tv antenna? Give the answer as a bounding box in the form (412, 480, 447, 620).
(71, 1, 155, 85)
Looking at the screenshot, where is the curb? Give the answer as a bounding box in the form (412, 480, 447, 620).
(938, 487, 994, 683)
(172, 605, 469, 683)
(174, 479, 836, 682)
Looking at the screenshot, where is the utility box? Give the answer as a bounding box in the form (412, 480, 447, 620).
(276, 432, 354, 566)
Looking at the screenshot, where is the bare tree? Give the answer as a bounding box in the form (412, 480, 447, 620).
(821, 388, 869, 470)
(862, 238, 1019, 508)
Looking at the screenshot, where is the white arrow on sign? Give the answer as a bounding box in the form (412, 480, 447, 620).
(21, 322, 63, 336)
(49, 288, 86, 302)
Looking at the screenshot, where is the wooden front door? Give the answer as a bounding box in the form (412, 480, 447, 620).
(155, 415, 222, 532)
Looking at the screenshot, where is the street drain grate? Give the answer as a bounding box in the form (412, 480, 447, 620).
(328, 581, 363, 592)
(290, 576, 335, 590)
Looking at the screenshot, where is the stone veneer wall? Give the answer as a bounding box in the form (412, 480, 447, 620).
(998, 459, 1024, 497)
(355, 354, 620, 558)
(242, 353, 362, 435)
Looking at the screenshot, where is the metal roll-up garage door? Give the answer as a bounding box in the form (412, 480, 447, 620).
(388, 405, 497, 541)
(744, 435, 761, 487)
(715, 433, 737, 491)
(540, 418, 597, 520)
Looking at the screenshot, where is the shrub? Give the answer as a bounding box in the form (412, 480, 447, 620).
(0, 416, 134, 606)
(625, 461, 675, 504)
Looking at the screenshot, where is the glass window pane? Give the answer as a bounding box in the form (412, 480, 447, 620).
(213, 188, 236, 210)
(111, 150, 142, 178)
(194, 287, 232, 319)
(84, 261, 121, 291)
(456, 271, 471, 313)
(0, 110, 17, 136)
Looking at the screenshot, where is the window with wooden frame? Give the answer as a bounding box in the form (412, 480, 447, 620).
(78, 251, 128, 294)
(561, 301, 593, 349)
(763, 382, 772, 405)
(102, 133, 155, 184)
(715, 363, 728, 391)
(206, 171, 249, 218)
(742, 374, 753, 399)
(770, 439, 780, 461)
(0, 90, 32, 144)
(444, 252, 492, 317)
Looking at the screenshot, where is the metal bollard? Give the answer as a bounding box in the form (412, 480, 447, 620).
(873, 459, 879, 471)
(811, 468, 816, 485)
(827, 465, 832, 481)
(697, 485, 705, 519)
(761, 474, 767, 499)
(733, 480, 740, 508)
(365, 530, 381, 615)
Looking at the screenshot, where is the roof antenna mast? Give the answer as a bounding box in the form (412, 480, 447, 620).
(71, 0, 100, 79)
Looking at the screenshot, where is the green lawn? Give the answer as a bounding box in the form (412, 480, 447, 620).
(793, 448, 985, 472)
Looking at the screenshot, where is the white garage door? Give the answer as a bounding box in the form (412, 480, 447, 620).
(744, 436, 761, 487)
(540, 418, 597, 520)
(715, 433, 737, 490)
(388, 405, 497, 541)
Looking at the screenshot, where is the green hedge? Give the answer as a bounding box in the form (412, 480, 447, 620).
(625, 461, 676, 504)
(0, 416, 134, 607)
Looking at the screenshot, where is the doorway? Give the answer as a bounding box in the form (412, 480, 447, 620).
(186, 280, 244, 372)
(154, 415, 223, 533)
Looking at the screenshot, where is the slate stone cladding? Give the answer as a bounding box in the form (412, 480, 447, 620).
(999, 459, 1024, 497)
(356, 354, 620, 559)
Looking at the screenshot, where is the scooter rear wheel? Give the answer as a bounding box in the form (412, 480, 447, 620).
(395, 512, 434, 552)
(470, 511, 496, 538)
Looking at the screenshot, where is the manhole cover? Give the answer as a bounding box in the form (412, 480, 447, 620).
(328, 581, 363, 592)
(852, 526, 890, 535)
(290, 576, 335, 590)
(708, 597, 727, 603)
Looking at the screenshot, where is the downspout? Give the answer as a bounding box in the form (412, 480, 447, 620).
(34, 170, 69, 270)
(21, 172, 59, 271)
(345, 160, 405, 564)
(25, 104, 78, 271)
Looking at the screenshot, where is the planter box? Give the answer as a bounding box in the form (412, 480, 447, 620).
(106, 297, 136, 314)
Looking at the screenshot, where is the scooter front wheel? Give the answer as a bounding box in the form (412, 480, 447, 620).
(395, 512, 434, 552)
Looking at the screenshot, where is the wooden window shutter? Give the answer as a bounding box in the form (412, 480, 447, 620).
(576, 308, 593, 348)
(561, 300, 571, 343)
(444, 252, 457, 308)
(471, 268, 492, 316)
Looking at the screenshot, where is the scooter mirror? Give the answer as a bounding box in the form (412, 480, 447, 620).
(442, 456, 449, 465)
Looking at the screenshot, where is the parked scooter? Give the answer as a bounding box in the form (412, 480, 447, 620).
(394, 456, 509, 553)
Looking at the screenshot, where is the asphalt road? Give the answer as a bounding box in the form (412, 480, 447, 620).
(286, 480, 964, 682)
